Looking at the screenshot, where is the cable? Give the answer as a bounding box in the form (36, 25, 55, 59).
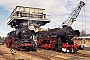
(82, 7, 84, 31)
(84, 6, 86, 34)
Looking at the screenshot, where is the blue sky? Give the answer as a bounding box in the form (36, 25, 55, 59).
(0, 0, 90, 37)
(0, 6, 12, 37)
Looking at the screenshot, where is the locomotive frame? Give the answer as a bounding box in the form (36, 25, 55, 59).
(37, 26, 80, 53)
(5, 26, 37, 52)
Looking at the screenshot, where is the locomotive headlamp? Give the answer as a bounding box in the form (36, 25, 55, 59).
(22, 30, 25, 33)
(23, 30, 28, 33)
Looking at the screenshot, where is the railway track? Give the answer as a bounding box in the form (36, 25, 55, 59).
(20, 48, 90, 60)
(0, 45, 66, 60)
(26, 49, 90, 60)
(73, 52, 90, 58)
(26, 51, 66, 60)
(0, 45, 90, 60)
(0, 51, 17, 60)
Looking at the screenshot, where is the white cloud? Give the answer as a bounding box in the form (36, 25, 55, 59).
(0, 20, 14, 37)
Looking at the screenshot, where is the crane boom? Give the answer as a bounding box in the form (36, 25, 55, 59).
(62, 1, 85, 26)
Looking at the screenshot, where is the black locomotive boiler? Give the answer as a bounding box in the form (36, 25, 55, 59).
(5, 25, 37, 52)
(37, 25, 80, 52)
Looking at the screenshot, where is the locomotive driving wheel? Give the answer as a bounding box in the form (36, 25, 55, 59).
(51, 43, 55, 51)
(55, 37, 62, 52)
(14, 40, 20, 51)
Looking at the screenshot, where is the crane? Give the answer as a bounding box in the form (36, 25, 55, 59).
(62, 1, 85, 26)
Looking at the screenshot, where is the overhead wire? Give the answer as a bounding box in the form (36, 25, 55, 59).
(82, 6, 84, 31)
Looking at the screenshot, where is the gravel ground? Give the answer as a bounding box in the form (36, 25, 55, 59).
(0, 45, 90, 60)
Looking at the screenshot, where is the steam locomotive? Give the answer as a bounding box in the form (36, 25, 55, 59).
(5, 25, 37, 52)
(37, 25, 80, 53)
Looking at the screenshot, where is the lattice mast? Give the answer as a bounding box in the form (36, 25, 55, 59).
(62, 1, 85, 26)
